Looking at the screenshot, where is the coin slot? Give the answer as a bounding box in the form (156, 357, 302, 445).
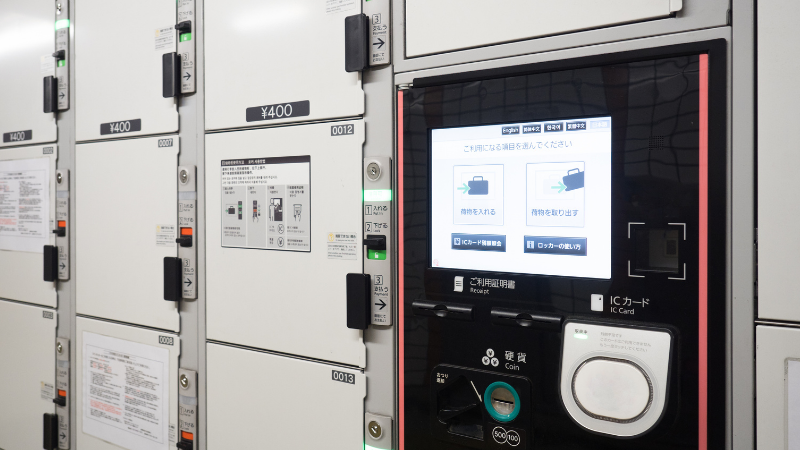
(484, 382, 521, 422)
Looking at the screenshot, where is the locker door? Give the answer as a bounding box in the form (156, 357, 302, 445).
(207, 343, 365, 450)
(0, 0, 57, 147)
(406, 0, 680, 57)
(76, 317, 180, 450)
(0, 300, 57, 450)
(204, 0, 364, 131)
(206, 121, 365, 367)
(74, 0, 178, 141)
(75, 136, 180, 331)
(756, 326, 800, 449)
(0, 145, 58, 307)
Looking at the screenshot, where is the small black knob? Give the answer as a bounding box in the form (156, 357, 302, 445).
(175, 236, 192, 248)
(363, 234, 386, 250)
(52, 50, 65, 59)
(174, 21, 192, 33)
(53, 395, 66, 407)
(176, 440, 193, 450)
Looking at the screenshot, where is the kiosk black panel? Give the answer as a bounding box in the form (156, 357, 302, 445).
(399, 41, 726, 450)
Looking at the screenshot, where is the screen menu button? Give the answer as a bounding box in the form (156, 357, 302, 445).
(524, 236, 587, 256)
(452, 233, 507, 252)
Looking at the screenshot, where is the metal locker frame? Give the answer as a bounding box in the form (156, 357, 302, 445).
(0, 144, 59, 308)
(0, 299, 57, 450)
(206, 343, 365, 450)
(0, 0, 58, 147)
(203, 0, 365, 131)
(756, 326, 800, 450)
(75, 317, 181, 450)
(74, 0, 179, 141)
(205, 121, 366, 367)
(75, 136, 180, 332)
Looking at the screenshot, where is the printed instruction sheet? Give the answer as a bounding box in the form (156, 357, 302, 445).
(221, 156, 311, 251)
(0, 157, 50, 253)
(83, 332, 170, 450)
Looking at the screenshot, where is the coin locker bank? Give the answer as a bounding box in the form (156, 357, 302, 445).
(399, 41, 727, 449)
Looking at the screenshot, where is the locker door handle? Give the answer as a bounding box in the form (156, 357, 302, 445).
(43, 413, 58, 450)
(43, 245, 58, 282)
(162, 52, 180, 98)
(412, 301, 473, 321)
(346, 273, 371, 329)
(490, 308, 562, 330)
(43, 76, 57, 113)
(344, 14, 369, 72)
(163, 257, 182, 301)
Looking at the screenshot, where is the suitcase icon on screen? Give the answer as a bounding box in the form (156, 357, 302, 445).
(468, 176, 489, 195)
(562, 169, 584, 191)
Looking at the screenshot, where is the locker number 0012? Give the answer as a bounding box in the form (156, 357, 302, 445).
(331, 370, 355, 385)
(330, 124, 354, 136)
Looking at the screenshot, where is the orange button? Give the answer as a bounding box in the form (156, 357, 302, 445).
(58, 390, 66, 397)
(180, 227, 193, 236)
(181, 431, 194, 441)
(57, 221, 66, 228)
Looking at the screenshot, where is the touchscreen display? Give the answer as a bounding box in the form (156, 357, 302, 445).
(430, 117, 612, 279)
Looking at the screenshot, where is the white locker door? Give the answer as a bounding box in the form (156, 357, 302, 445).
(207, 343, 365, 450)
(756, 326, 800, 450)
(0, 300, 57, 450)
(0, 145, 58, 307)
(76, 136, 180, 331)
(74, 0, 178, 141)
(406, 0, 680, 57)
(76, 317, 180, 450)
(0, 0, 57, 147)
(206, 121, 365, 367)
(204, 0, 364, 131)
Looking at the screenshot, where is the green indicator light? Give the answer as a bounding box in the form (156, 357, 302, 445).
(368, 250, 387, 260)
(363, 189, 392, 202)
(365, 445, 382, 450)
(574, 333, 588, 340)
(57, 60, 65, 67)
(180, 33, 192, 42)
(55, 19, 70, 30)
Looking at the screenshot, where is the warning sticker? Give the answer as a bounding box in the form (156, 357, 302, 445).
(221, 156, 310, 252)
(41, 381, 55, 400)
(155, 224, 176, 247)
(154, 26, 175, 52)
(326, 0, 357, 14)
(82, 332, 170, 450)
(327, 232, 358, 260)
(0, 158, 50, 253)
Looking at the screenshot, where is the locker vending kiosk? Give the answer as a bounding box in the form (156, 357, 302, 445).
(398, 42, 727, 449)
(0, 0, 60, 147)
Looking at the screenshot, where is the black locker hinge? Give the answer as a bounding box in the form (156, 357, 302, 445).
(163, 257, 182, 301)
(344, 14, 369, 72)
(162, 52, 181, 98)
(346, 273, 371, 329)
(43, 76, 57, 113)
(43, 245, 58, 282)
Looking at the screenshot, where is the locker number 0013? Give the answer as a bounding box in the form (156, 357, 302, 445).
(331, 370, 355, 385)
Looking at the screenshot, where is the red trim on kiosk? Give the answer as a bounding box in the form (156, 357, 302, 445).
(698, 53, 709, 450)
(397, 90, 406, 450)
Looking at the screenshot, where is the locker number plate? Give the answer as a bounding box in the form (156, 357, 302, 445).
(332, 370, 356, 385)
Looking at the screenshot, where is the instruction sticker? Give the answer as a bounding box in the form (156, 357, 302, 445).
(154, 26, 175, 51)
(155, 224, 176, 247)
(41, 55, 55, 75)
(82, 332, 170, 450)
(327, 232, 358, 260)
(41, 381, 55, 400)
(221, 156, 310, 252)
(0, 158, 50, 253)
(326, 0, 357, 14)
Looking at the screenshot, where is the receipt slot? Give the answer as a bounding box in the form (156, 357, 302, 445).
(399, 42, 727, 449)
(0, 0, 58, 147)
(76, 317, 180, 450)
(204, 0, 366, 131)
(0, 300, 57, 450)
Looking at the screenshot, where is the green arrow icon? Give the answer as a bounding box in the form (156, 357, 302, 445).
(551, 181, 566, 193)
(457, 183, 470, 194)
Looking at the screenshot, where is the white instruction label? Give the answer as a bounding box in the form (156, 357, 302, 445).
(154, 27, 175, 51)
(41, 381, 55, 400)
(327, 232, 358, 260)
(326, 0, 357, 14)
(82, 332, 170, 450)
(41, 55, 55, 75)
(221, 156, 311, 252)
(155, 224, 176, 247)
(0, 158, 50, 253)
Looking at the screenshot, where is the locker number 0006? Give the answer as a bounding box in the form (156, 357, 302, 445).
(331, 370, 355, 385)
